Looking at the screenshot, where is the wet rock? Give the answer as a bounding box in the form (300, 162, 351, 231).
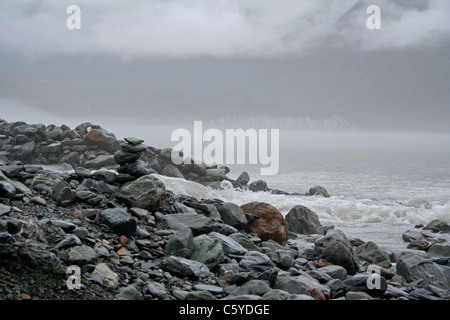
(273, 277, 309, 295)
(156, 213, 219, 236)
(190, 234, 225, 269)
(95, 207, 137, 237)
(68, 245, 98, 266)
(209, 231, 248, 256)
(230, 280, 271, 297)
(427, 243, 450, 257)
(343, 273, 387, 297)
(84, 128, 120, 153)
(84, 155, 117, 169)
(424, 219, 450, 233)
(165, 227, 194, 258)
(309, 185, 329, 197)
(52, 180, 74, 207)
(124, 137, 144, 145)
(269, 249, 295, 270)
(161, 256, 210, 279)
(239, 251, 275, 277)
(12, 141, 35, 162)
(314, 229, 359, 275)
(316, 265, 348, 281)
(120, 175, 166, 211)
(114, 150, 140, 165)
(248, 180, 269, 192)
(214, 202, 248, 230)
(285, 205, 324, 235)
(0, 181, 16, 198)
(92, 168, 117, 184)
(161, 164, 185, 179)
(117, 159, 155, 178)
(241, 202, 288, 245)
(116, 286, 143, 300)
(354, 241, 390, 264)
(396, 253, 449, 290)
(236, 171, 250, 186)
(92, 263, 119, 290)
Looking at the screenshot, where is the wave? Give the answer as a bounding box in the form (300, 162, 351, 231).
(154, 173, 450, 228)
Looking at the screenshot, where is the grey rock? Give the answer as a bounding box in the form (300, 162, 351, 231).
(262, 289, 291, 300)
(95, 207, 137, 237)
(273, 277, 309, 295)
(354, 241, 390, 264)
(248, 179, 269, 192)
(309, 185, 329, 197)
(214, 202, 248, 230)
(156, 213, 219, 236)
(396, 253, 449, 290)
(236, 171, 250, 185)
(229, 233, 260, 251)
(316, 265, 348, 281)
(120, 142, 147, 153)
(221, 294, 263, 300)
(54, 235, 82, 250)
(345, 291, 374, 300)
(239, 251, 275, 276)
(84, 155, 116, 169)
(161, 256, 210, 279)
(193, 284, 224, 294)
(161, 163, 185, 179)
(146, 281, 169, 299)
(114, 150, 140, 165)
(12, 141, 35, 162)
(424, 219, 450, 233)
(285, 205, 324, 235)
(124, 137, 144, 145)
(190, 234, 225, 269)
(116, 286, 143, 300)
(0, 204, 11, 216)
(52, 180, 74, 207)
(269, 250, 295, 270)
(209, 231, 248, 256)
(230, 280, 271, 297)
(120, 175, 166, 211)
(427, 243, 450, 257)
(314, 229, 359, 275)
(165, 227, 194, 258)
(0, 180, 16, 198)
(68, 245, 97, 266)
(93, 263, 119, 289)
(343, 273, 387, 297)
(92, 168, 117, 184)
(402, 229, 424, 242)
(0, 165, 24, 178)
(118, 159, 155, 178)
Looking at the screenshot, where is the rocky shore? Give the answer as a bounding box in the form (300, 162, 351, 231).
(0, 119, 449, 300)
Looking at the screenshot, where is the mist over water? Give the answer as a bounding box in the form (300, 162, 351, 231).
(152, 127, 450, 251)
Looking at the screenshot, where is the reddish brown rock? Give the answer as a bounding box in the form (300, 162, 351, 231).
(84, 128, 120, 153)
(308, 287, 326, 300)
(240, 201, 288, 245)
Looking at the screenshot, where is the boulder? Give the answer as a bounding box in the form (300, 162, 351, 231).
(68, 245, 97, 266)
(354, 241, 390, 264)
(209, 231, 248, 256)
(190, 234, 225, 269)
(214, 202, 248, 230)
(156, 213, 219, 236)
(84, 128, 120, 153)
(120, 175, 166, 211)
(12, 141, 35, 162)
(52, 180, 74, 207)
(236, 171, 250, 185)
(165, 227, 194, 258)
(285, 205, 324, 235)
(84, 155, 117, 169)
(241, 202, 288, 245)
(396, 253, 449, 290)
(117, 159, 155, 178)
(95, 208, 137, 237)
(424, 219, 450, 233)
(309, 185, 329, 197)
(343, 273, 387, 297)
(248, 179, 269, 192)
(314, 229, 359, 275)
(239, 251, 275, 277)
(114, 150, 140, 165)
(92, 263, 119, 290)
(161, 256, 210, 279)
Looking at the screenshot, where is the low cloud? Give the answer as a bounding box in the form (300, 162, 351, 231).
(0, 0, 448, 59)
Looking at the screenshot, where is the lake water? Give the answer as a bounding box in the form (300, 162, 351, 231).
(153, 130, 450, 252)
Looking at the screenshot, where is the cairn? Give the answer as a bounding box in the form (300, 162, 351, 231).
(114, 137, 154, 180)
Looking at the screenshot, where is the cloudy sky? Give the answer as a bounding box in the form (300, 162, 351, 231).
(1, 0, 449, 136)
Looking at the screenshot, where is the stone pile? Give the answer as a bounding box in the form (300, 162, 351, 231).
(115, 137, 155, 181)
